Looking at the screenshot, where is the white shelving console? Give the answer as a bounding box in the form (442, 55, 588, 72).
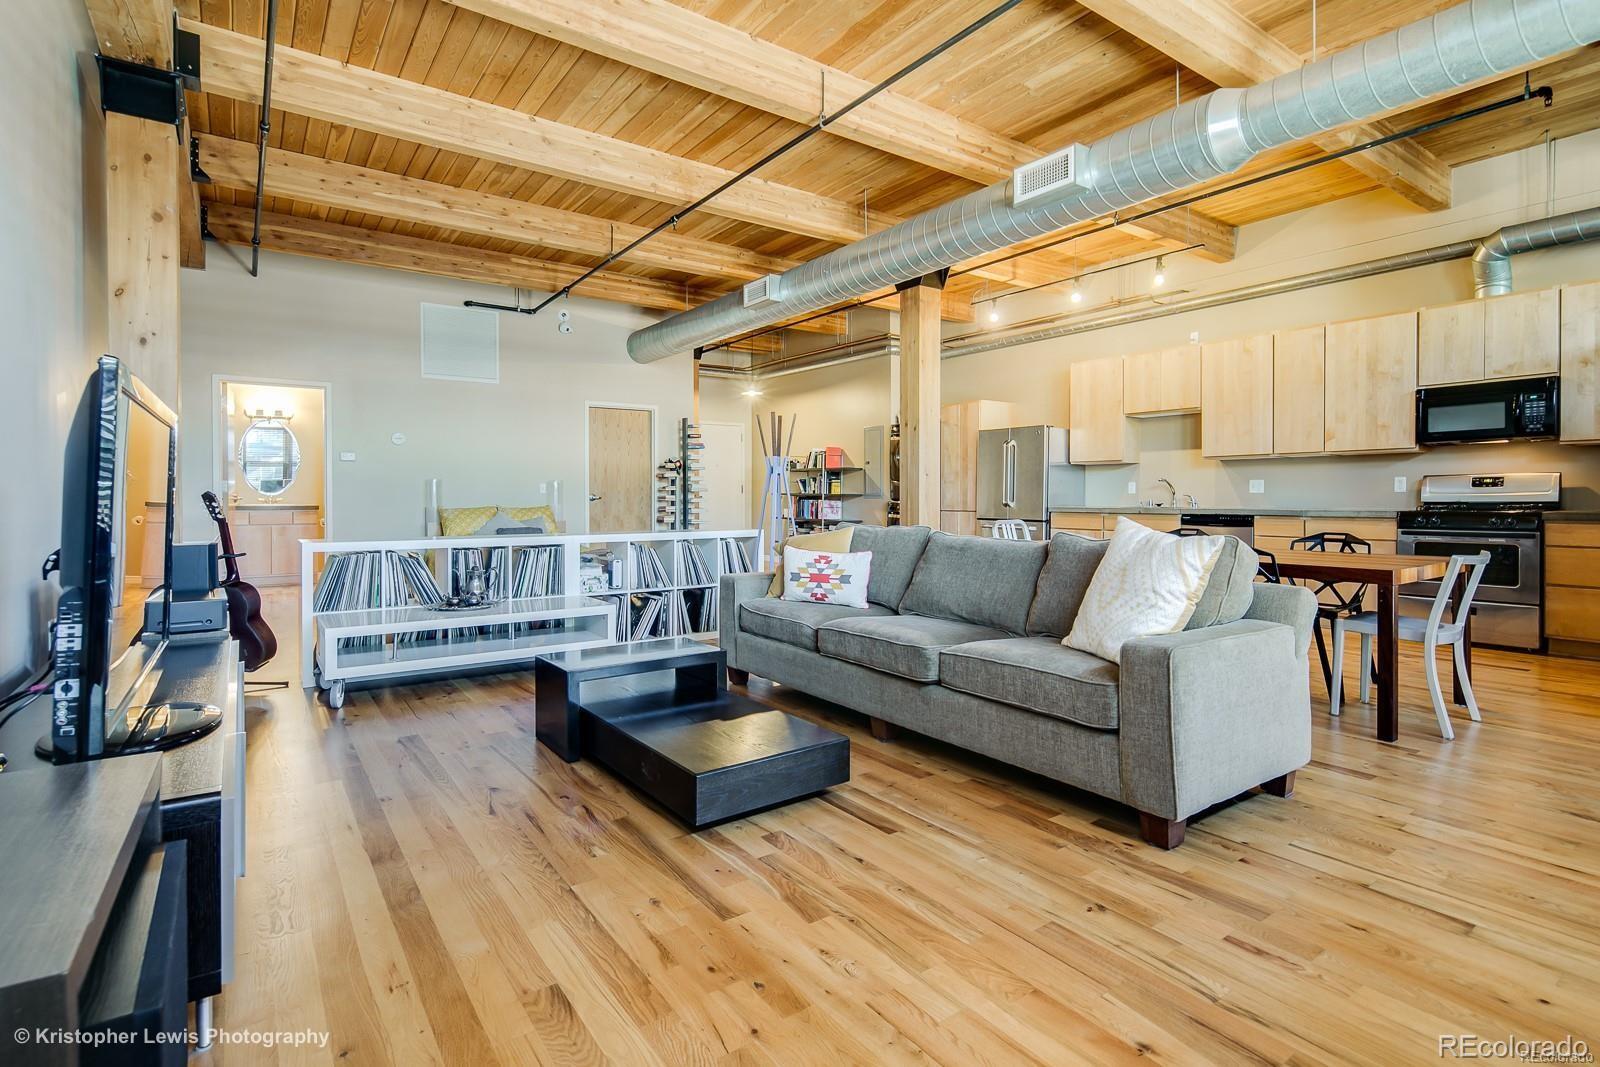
(298, 529, 758, 698)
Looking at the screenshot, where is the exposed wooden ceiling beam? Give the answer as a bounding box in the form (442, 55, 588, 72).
(1072, 0, 1452, 210)
(201, 205, 925, 332)
(441, 0, 1035, 184)
(440, 0, 1237, 263)
(197, 135, 796, 282)
(84, 0, 172, 67)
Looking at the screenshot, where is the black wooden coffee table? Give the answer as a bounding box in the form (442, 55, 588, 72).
(534, 638, 849, 829)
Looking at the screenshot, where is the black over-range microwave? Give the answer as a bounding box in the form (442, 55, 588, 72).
(1415, 375, 1559, 446)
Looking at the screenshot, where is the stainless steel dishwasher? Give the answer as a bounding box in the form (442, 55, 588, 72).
(1177, 513, 1256, 546)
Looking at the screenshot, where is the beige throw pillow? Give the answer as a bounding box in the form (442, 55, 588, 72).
(766, 527, 854, 596)
(1065, 517, 1225, 664)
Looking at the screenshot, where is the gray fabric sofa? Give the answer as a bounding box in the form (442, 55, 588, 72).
(719, 525, 1317, 848)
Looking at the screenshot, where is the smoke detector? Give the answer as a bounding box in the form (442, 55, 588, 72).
(742, 275, 783, 308)
(1013, 144, 1087, 207)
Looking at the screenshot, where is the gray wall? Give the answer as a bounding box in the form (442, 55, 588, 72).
(0, 1, 106, 688)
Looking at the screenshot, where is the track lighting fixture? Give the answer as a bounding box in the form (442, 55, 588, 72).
(1152, 256, 1166, 288)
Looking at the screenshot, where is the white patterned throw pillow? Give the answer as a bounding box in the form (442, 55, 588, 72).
(782, 546, 871, 608)
(1065, 517, 1225, 663)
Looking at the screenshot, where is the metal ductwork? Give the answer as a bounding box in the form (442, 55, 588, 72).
(1472, 205, 1600, 296)
(628, 0, 1600, 363)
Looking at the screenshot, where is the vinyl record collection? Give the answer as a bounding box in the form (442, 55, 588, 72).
(655, 418, 705, 530)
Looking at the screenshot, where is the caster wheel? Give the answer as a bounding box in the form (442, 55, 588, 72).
(327, 681, 346, 710)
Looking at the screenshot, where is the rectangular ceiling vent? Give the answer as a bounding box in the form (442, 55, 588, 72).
(1012, 144, 1088, 208)
(421, 302, 500, 384)
(742, 275, 783, 308)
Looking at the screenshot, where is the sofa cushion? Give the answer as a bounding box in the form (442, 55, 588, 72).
(898, 532, 1047, 635)
(817, 614, 1008, 682)
(740, 598, 892, 650)
(1025, 533, 1111, 638)
(940, 637, 1120, 730)
(765, 527, 854, 596)
(1183, 535, 1259, 629)
(847, 524, 933, 608)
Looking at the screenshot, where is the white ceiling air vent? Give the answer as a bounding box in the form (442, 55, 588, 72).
(1011, 143, 1087, 208)
(742, 274, 783, 308)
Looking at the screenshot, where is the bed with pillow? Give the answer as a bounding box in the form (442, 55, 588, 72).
(719, 520, 1317, 848)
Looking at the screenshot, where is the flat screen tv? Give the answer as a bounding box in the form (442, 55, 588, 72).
(40, 356, 219, 763)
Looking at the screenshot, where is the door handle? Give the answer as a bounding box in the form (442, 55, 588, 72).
(588, 493, 602, 502)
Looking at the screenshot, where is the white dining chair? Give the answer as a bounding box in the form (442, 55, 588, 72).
(1328, 551, 1490, 740)
(990, 519, 1032, 540)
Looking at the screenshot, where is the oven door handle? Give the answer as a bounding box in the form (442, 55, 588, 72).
(1399, 532, 1539, 545)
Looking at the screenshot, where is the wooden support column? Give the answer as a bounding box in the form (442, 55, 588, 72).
(897, 272, 946, 529)
(105, 111, 182, 402)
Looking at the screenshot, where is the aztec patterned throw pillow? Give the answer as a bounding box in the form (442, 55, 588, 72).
(782, 546, 872, 608)
(1065, 517, 1223, 664)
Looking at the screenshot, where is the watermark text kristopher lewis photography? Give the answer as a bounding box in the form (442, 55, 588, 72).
(11, 1026, 330, 1051)
(1439, 1034, 1592, 1062)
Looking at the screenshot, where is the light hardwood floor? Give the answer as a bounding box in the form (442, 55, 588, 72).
(207, 589, 1600, 1065)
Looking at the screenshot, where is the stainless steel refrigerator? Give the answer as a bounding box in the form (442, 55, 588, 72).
(977, 425, 1085, 539)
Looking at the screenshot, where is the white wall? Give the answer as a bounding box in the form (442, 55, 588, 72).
(0, 1, 105, 688)
(179, 253, 698, 540)
(763, 129, 1600, 512)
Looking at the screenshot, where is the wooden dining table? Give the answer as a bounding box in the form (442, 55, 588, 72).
(1270, 550, 1466, 743)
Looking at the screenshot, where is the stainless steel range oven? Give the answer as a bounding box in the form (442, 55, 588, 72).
(1396, 473, 1559, 652)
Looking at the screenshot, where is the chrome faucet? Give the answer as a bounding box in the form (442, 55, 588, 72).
(1155, 478, 1176, 507)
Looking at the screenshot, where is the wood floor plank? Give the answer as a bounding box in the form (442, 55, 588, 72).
(211, 590, 1600, 1065)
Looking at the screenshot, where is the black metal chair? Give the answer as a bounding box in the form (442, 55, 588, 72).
(1255, 547, 1282, 584)
(1289, 532, 1374, 694)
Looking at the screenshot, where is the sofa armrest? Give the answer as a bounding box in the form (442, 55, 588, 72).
(1117, 619, 1311, 822)
(1243, 581, 1318, 660)
(718, 572, 774, 669)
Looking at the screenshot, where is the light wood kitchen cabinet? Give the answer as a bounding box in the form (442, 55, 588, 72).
(1050, 512, 1107, 538)
(1123, 345, 1200, 416)
(1200, 334, 1274, 458)
(939, 399, 1016, 533)
(1545, 523, 1600, 656)
(1323, 311, 1418, 453)
(1272, 326, 1325, 455)
(1418, 299, 1485, 386)
(939, 510, 977, 536)
(1484, 288, 1559, 379)
(1560, 281, 1600, 442)
(1068, 357, 1130, 465)
(1419, 288, 1560, 385)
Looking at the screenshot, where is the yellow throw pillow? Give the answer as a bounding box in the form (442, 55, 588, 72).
(767, 527, 854, 596)
(439, 505, 497, 537)
(505, 505, 560, 533)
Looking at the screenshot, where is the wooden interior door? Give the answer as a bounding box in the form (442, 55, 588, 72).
(588, 406, 653, 533)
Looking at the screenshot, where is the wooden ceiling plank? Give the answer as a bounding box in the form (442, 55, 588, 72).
(1072, 0, 1451, 210)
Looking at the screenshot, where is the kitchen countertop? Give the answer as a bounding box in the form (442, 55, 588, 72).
(1049, 505, 1402, 518)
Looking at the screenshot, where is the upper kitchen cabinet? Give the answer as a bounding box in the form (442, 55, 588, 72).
(1561, 280, 1600, 443)
(1419, 288, 1559, 385)
(1324, 311, 1419, 453)
(1123, 345, 1200, 416)
(1068, 357, 1130, 464)
(1484, 288, 1559, 379)
(1200, 334, 1274, 458)
(1273, 325, 1326, 455)
(1418, 299, 1484, 386)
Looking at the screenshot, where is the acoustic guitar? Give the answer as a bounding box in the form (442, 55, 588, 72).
(202, 491, 278, 672)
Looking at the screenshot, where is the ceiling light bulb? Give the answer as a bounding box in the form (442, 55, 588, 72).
(1152, 256, 1166, 288)
(1070, 281, 1083, 304)
(742, 387, 763, 398)
(988, 304, 1000, 323)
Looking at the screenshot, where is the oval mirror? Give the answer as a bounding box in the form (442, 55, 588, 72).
(239, 421, 301, 497)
